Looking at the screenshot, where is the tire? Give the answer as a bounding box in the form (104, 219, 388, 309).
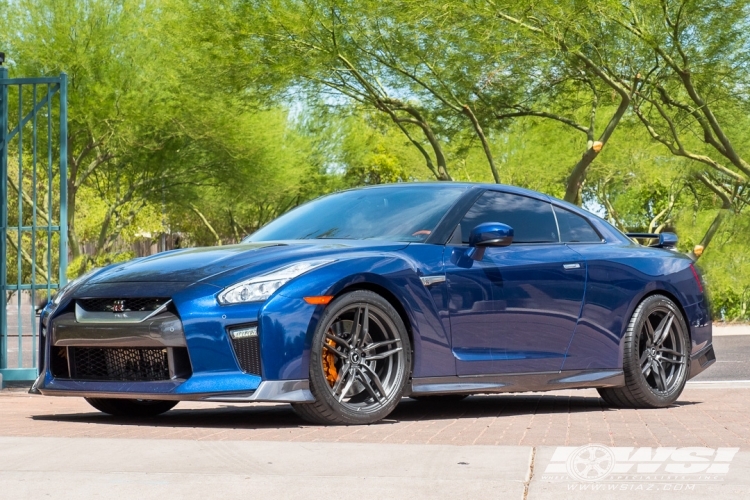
(85, 398, 178, 417)
(292, 290, 412, 425)
(598, 294, 690, 408)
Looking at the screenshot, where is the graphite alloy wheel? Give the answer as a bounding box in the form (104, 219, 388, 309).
(292, 290, 412, 425)
(598, 295, 690, 408)
(85, 398, 178, 417)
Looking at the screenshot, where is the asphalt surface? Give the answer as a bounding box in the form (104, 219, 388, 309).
(692, 335, 750, 381)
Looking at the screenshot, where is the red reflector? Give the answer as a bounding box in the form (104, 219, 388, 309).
(689, 264, 703, 293)
(304, 296, 334, 305)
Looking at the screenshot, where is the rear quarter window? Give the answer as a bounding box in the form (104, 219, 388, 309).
(554, 206, 602, 243)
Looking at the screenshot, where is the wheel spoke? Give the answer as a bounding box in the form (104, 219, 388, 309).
(656, 347, 683, 357)
(363, 338, 401, 352)
(656, 355, 685, 365)
(642, 358, 652, 376)
(326, 333, 349, 350)
(357, 305, 370, 348)
(654, 362, 668, 391)
(331, 361, 351, 396)
(644, 319, 656, 347)
(360, 363, 388, 402)
(350, 306, 364, 347)
(337, 367, 357, 402)
(323, 342, 346, 359)
(640, 350, 649, 367)
(366, 346, 403, 361)
(653, 313, 674, 347)
(356, 367, 385, 405)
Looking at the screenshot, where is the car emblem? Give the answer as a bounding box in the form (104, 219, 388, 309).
(112, 300, 125, 312)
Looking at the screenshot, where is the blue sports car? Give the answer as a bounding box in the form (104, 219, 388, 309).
(33, 183, 715, 425)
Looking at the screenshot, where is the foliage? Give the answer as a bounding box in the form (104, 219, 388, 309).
(2, 0, 750, 320)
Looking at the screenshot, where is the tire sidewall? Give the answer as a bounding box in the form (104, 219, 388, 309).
(308, 290, 412, 424)
(625, 295, 690, 406)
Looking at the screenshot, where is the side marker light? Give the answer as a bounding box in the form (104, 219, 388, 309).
(304, 296, 334, 305)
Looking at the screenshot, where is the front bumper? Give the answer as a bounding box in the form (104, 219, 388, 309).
(33, 282, 320, 403)
(34, 377, 314, 403)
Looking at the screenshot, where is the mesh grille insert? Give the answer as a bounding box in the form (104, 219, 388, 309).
(70, 347, 170, 381)
(77, 297, 169, 312)
(230, 336, 262, 376)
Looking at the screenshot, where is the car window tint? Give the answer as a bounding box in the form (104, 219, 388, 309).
(554, 206, 602, 243)
(460, 192, 559, 244)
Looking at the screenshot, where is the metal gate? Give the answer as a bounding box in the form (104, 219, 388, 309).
(0, 58, 68, 384)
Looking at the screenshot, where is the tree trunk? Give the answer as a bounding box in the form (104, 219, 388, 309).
(689, 206, 731, 261)
(564, 148, 599, 205)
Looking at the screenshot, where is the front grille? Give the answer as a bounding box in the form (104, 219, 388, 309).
(230, 336, 262, 376)
(70, 347, 170, 381)
(77, 297, 169, 312)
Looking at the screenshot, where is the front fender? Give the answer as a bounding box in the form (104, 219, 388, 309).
(267, 254, 453, 379)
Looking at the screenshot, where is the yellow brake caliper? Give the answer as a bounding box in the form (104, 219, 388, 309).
(323, 337, 339, 387)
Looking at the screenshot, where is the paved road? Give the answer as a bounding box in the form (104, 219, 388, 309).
(2, 323, 749, 498)
(693, 335, 750, 381)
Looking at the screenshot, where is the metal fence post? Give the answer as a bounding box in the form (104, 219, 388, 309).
(0, 65, 9, 371)
(59, 72, 68, 286)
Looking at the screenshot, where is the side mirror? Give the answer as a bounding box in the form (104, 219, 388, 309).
(468, 222, 514, 261)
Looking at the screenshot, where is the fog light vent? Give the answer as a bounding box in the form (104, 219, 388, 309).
(228, 325, 261, 376)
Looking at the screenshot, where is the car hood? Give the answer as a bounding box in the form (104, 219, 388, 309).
(83, 240, 409, 286)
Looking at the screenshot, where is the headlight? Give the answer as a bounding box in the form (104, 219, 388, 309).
(217, 260, 335, 305)
(53, 267, 102, 305)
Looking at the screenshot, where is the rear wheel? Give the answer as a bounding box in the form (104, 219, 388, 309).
(292, 290, 412, 425)
(598, 295, 689, 408)
(85, 398, 178, 417)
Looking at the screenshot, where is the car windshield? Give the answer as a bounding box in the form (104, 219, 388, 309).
(246, 185, 466, 242)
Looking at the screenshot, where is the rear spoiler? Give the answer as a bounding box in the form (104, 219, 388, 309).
(626, 232, 678, 249)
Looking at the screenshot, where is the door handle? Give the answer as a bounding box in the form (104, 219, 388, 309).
(563, 263, 581, 270)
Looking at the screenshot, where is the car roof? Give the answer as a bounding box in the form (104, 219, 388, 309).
(352, 182, 630, 243)
(353, 181, 549, 201)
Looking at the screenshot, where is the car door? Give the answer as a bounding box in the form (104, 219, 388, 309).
(445, 191, 586, 376)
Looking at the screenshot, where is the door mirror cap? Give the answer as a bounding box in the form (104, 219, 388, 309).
(469, 222, 514, 248)
(468, 223, 514, 261)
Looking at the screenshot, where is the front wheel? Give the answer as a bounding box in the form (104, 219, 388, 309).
(598, 294, 690, 408)
(85, 398, 178, 417)
(292, 290, 412, 425)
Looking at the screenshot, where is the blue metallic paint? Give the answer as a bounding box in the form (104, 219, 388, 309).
(447, 243, 586, 375)
(34, 183, 713, 402)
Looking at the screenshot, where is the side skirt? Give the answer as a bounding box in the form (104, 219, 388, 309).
(409, 369, 624, 396)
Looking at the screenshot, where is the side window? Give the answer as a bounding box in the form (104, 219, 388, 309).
(554, 206, 602, 243)
(460, 192, 559, 244)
